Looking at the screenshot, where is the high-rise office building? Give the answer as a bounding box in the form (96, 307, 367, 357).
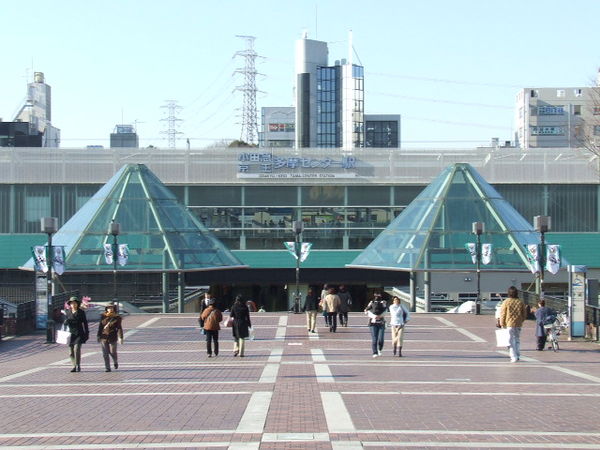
(13, 72, 60, 147)
(295, 33, 364, 148)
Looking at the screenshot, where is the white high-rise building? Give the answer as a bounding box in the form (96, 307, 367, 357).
(14, 72, 61, 147)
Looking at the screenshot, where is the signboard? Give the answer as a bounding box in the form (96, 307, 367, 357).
(568, 265, 586, 337)
(237, 152, 358, 178)
(35, 273, 48, 329)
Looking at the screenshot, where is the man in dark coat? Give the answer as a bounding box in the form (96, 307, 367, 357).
(64, 296, 89, 372)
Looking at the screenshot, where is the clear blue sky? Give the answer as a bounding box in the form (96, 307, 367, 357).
(2, 0, 599, 149)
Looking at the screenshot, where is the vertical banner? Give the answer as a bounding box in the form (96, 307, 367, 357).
(481, 243, 493, 265)
(52, 246, 66, 275)
(35, 273, 48, 329)
(546, 244, 561, 275)
(568, 265, 586, 337)
(465, 243, 476, 264)
(117, 244, 129, 267)
(32, 246, 48, 273)
(299, 242, 312, 262)
(526, 244, 539, 274)
(104, 243, 114, 265)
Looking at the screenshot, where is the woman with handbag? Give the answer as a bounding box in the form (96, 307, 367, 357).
(366, 292, 386, 358)
(230, 295, 251, 357)
(200, 298, 223, 357)
(64, 296, 89, 372)
(97, 303, 124, 372)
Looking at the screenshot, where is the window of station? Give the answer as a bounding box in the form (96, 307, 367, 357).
(245, 186, 296, 206)
(188, 186, 241, 206)
(347, 186, 390, 206)
(301, 186, 344, 206)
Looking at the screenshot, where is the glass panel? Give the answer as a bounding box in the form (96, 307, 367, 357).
(301, 207, 344, 227)
(548, 185, 597, 232)
(394, 186, 425, 206)
(347, 186, 390, 205)
(346, 207, 393, 227)
(188, 186, 241, 206)
(301, 186, 344, 206)
(245, 186, 296, 206)
(301, 229, 344, 249)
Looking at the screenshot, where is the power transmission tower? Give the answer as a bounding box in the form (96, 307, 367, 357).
(160, 100, 183, 149)
(234, 35, 263, 145)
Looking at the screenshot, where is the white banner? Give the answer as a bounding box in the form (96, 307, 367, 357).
(284, 241, 312, 262)
(546, 244, 561, 275)
(481, 243, 493, 265)
(527, 244, 539, 274)
(117, 244, 129, 267)
(104, 243, 114, 265)
(32, 245, 48, 273)
(52, 246, 66, 275)
(465, 243, 476, 264)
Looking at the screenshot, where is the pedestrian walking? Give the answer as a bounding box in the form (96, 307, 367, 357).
(337, 285, 352, 327)
(322, 287, 341, 332)
(64, 296, 89, 372)
(534, 299, 554, 351)
(231, 295, 251, 357)
(97, 303, 124, 372)
(319, 284, 330, 327)
(389, 296, 410, 356)
(200, 298, 223, 357)
(198, 292, 213, 333)
(499, 286, 527, 362)
(367, 297, 386, 357)
(302, 287, 319, 333)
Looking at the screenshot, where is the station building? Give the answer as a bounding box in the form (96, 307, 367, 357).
(0, 146, 599, 311)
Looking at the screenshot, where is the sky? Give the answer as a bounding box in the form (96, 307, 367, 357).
(2, 0, 600, 149)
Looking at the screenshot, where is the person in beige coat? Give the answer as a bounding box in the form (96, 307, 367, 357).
(499, 286, 527, 363)
(322, 287, 341, 332)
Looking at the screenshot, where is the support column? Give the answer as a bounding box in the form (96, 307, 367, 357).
(424, 271, 431, 313)
(409, 271, 417, 312)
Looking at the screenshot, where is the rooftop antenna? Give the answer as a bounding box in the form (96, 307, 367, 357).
(315, 4, 318, 39)
(348, 29, 353, 66)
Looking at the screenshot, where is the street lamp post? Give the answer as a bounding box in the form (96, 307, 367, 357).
(110, 221, 121, 304)
(293, 220, 304, 314)
(41, 217, 58, 343)
(534, 215, 551, 299)
(472, 221, 485, 315)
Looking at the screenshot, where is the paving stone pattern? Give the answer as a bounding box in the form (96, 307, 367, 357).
(1, 312, 599, 449)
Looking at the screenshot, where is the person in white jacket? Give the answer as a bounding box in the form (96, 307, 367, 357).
(389, 296, 410, 357)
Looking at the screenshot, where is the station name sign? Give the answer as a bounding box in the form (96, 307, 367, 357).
(236, 152, 358, 179)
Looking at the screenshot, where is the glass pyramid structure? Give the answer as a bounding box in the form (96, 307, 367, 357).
(24, 164, 245, 272)
(348, 163, 541, 272)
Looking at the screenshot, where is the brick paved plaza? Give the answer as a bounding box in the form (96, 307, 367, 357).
(1, 312, 599, 449)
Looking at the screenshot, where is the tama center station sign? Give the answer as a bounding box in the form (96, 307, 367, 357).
(236, 152, 358, 179)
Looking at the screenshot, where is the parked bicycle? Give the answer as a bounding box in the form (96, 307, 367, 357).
(544, 312, 569, 352)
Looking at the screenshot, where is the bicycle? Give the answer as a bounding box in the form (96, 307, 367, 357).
(544, 312, 569, 352)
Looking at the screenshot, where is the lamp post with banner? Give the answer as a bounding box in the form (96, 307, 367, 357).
(284, 221, 311, 314)
(534, 215, 551, 299)
(41, 217, 58, 343)
(472, 221, 484, 315)
(110, 222, 121, 303)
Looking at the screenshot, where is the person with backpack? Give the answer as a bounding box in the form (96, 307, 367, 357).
(365, 291, 386, 357)
(534, 299, 555, 351)
(200, 298, 223, 357)
(389, 296, 410, 357)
